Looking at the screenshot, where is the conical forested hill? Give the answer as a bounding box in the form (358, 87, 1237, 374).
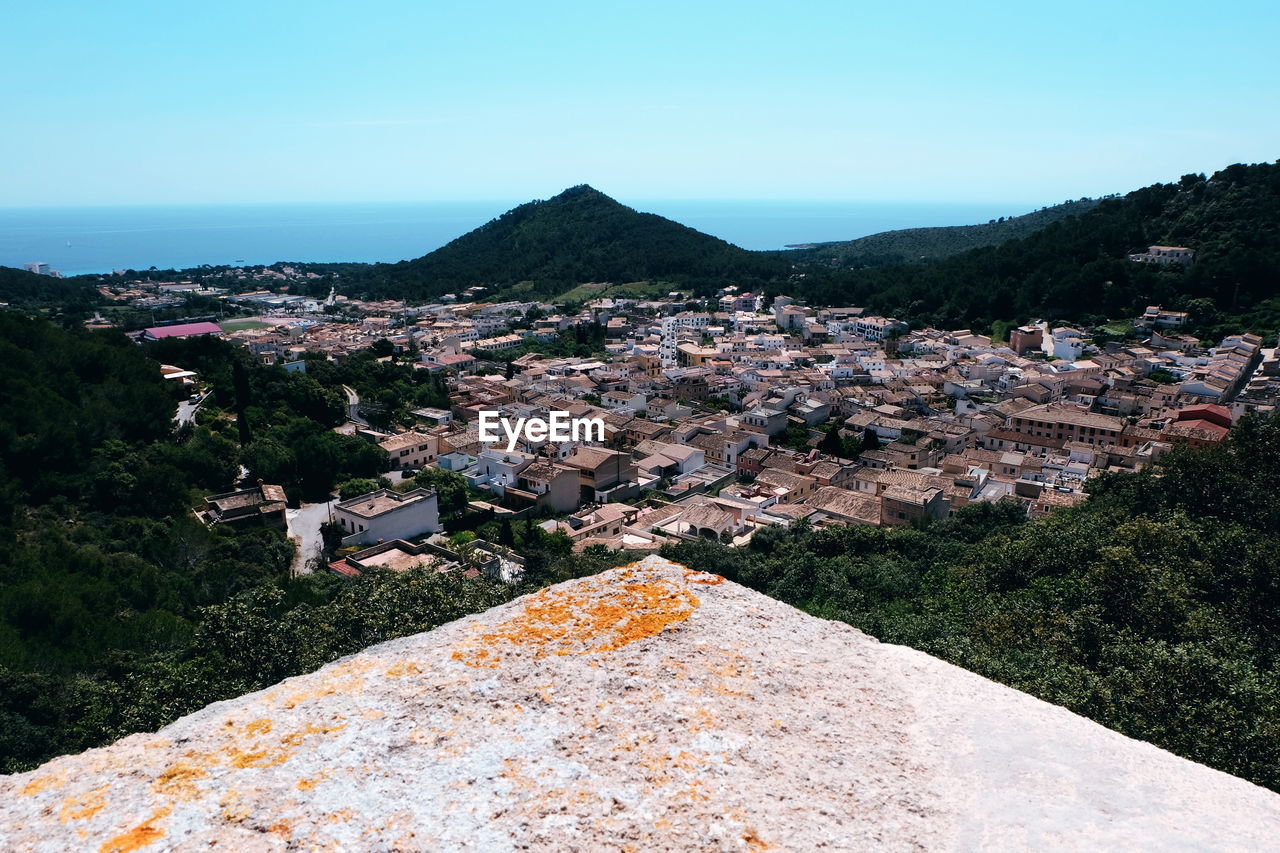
(351, 185, 790, 300)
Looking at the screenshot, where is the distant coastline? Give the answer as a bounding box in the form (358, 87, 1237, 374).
(0, 200, 1032, 276)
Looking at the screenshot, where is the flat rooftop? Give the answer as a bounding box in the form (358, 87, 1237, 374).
(337, 488, 433, 519)
(357, 548, 450, 573)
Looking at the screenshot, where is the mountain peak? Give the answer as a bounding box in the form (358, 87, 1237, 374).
(3, 555, 1277, 849)
(549, 183, 608, 200)
(366, 186, 787, 301)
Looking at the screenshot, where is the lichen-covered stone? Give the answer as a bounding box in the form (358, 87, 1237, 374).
(2, 556, 1278, 851)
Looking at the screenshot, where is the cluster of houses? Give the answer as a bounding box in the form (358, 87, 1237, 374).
(175, 276, 1279, 580)
(198, 477, 525, 585)
(293, 291, 1274, 558)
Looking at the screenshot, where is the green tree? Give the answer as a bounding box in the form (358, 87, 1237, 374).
(337, 477, 391, 500)
(818, 419, 846, 457)
(414, 466, 470, 515)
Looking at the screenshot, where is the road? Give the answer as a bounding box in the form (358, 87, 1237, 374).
(174, 392, 208, 427)
(342, 384, 368, 425)
(287, 497, 336, 576)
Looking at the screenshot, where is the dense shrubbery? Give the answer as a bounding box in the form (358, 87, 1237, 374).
(0, 316, 633, 773)
(0, 266, 99, 312)
(148, 337, 393, 499)
(786, 198, 1101, 267)
(785, 162, 1280, 335)
(663, 412, 1280, 791)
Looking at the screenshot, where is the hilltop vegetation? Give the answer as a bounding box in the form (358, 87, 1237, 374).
(332, 164, 1278, 337)
(785, 161, 1280, 334)
(342, 185, 790, 302)
(785, 198, 1100, 267)
(0, 265, 97, 312)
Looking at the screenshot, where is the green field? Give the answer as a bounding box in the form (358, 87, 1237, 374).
(552, 280, 682, 303)
(218, 318, 270, 332)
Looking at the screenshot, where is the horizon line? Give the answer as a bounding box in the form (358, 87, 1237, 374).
(0, 196, 1060, 212)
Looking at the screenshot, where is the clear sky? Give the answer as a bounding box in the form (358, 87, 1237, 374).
(2, 0, 1276, 207)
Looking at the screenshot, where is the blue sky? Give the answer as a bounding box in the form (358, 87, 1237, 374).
(2, 0, 1276, 206)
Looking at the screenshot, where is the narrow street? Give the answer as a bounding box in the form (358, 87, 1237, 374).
(287, 497, 336, 576)
(343, 384, 368, 426)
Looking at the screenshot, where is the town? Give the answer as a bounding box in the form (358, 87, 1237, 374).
(91, 256, 1279, 585)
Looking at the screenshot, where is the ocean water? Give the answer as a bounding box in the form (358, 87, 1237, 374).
(0, 200, 1031, 277)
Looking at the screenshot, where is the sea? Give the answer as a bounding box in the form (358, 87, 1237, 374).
(0, 200, 1032, 277)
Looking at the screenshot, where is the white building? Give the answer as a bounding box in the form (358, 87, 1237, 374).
(1129, 246, 1194, 266)
(659, 313, 710, 366)
(1047, 327, 1085, 361)
(335, 488, 440, 546)
(852, 316, 907, 341)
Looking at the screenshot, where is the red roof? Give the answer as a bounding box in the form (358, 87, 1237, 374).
(1166, 419, 1230, 439)
(327, 559, 361, 578)
(144, 322, 223, 339)
(1176, 404, 1232, 428)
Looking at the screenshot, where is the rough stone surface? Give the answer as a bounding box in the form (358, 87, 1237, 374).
(2, 555, 1278, 851)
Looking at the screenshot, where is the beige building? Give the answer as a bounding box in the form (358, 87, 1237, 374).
(1007, 404, 1124, 446)
(379, 430, 440, 471)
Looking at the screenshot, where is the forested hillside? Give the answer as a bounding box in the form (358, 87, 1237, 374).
(785, 198, 1100, 268)
(784, 161, 1280, 333)
(341, 185, 790, 301)
(0, 266, 98, 311)
(0, 318, 524, 771)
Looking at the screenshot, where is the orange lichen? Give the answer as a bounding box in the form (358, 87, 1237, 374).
(244, 718, 273, 736)
(268, 820, 293, 836)
(384, 660, 424, 678)
(227, 721, 347, 769)
(99, 806, 171, 853)
(685, 781, 710, 802)
(282, 721, 347, 746)
(59, 785, 108, 822)
(686, 708, 718, 731)
(743, 828, 773, 850)
(219, 789, 251, 824)
(296, 772, 328, 791)
(452, 574, 699, 668)
(21, 771, 66, 797)
(683, 569, 725, 585)
(279, 660, 372, 709)
(634, 748, 707, 787)
(228, 746, 287, 770)
(152, 761, 209, 801)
